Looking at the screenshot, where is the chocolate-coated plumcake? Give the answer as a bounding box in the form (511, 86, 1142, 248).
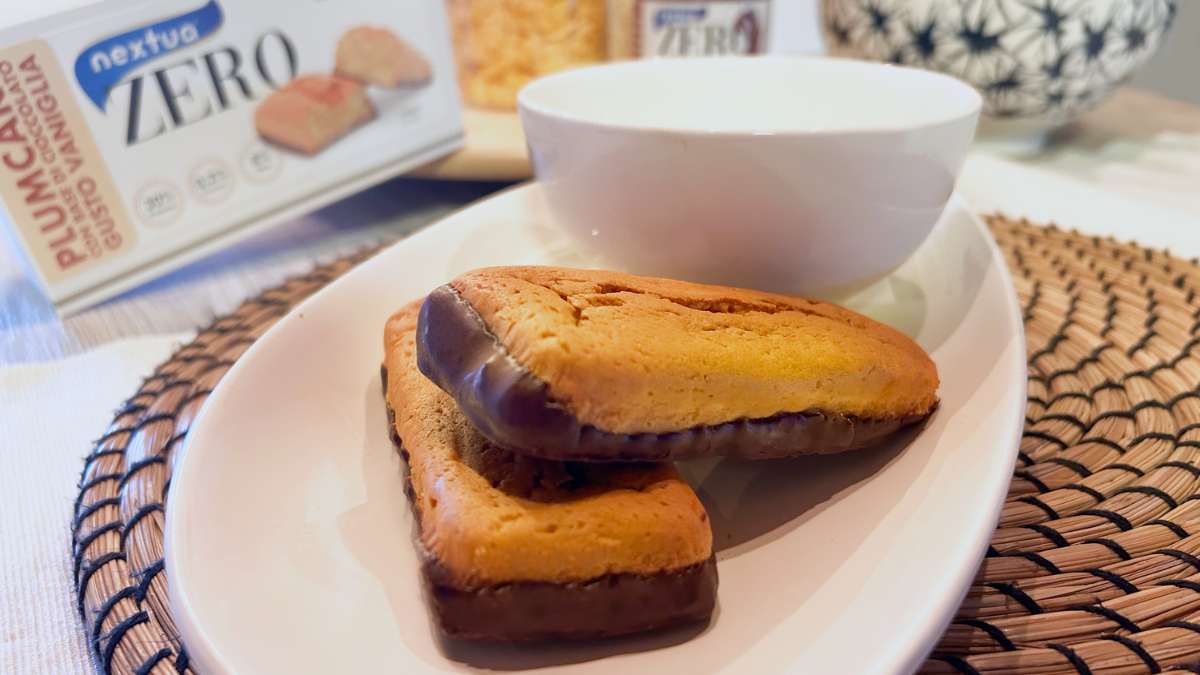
(383, 302, 717, 641)
(417, 267, 939, 462)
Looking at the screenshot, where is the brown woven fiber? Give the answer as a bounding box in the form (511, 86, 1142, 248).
(70, 249, 376, 675)
(70, 216, 1200, 674)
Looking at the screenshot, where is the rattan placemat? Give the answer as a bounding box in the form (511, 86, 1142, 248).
(70, 216, 1200, 674)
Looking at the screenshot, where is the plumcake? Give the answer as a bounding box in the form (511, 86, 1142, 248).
(417, 266, 938, 462)
(383, 301, 716, 641)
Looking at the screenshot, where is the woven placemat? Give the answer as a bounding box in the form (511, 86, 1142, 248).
(70, 216, 1200, 675)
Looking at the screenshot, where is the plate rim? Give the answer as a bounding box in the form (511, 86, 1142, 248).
(894, 196, 1027, 673)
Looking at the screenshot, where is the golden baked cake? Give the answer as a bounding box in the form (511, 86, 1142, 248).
(254, 74, 374, 154)
(417, 266, 939, 461)
(335, 26, 431, 88)
(383, 301, 716, 641)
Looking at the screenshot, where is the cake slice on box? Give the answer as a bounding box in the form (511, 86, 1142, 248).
(335, 26, 431, 88)
(254, 74, 375, 155)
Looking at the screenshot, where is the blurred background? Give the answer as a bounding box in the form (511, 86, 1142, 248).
(7, 0, 1194, 102)
(1133, 1, 1199, 103)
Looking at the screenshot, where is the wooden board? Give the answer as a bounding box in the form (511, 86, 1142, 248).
(410, 108, 531, 182)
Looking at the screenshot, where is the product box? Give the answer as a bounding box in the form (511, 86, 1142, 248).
(0, 0, 464, 313)
(609, 0, 772, 58)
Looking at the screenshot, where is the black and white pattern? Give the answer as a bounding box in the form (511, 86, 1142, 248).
(822, 0, 1177, 121)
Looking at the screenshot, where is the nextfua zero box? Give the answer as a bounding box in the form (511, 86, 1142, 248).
(0, 0, 463, 313)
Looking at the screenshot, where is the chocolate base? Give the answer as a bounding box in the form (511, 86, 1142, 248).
(382, 366, 718, 642)
(424, 556, 718, 642)
(416, 284, 932, 462)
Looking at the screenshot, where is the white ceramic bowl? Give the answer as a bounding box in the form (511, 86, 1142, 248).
(518, 57, 981, 294)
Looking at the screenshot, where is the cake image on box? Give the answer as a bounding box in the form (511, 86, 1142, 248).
(336, 26, 432, 88)
(254, 74, 376, 155)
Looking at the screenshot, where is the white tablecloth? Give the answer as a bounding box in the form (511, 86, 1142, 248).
(2, 337, 184, 675)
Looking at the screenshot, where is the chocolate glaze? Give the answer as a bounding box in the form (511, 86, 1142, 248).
(416, 284, 932, 462)
(424, 555, 718, 642)
(382, 367, 718, 641)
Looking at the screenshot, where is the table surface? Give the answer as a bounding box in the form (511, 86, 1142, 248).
(2, 88, 1199, 365)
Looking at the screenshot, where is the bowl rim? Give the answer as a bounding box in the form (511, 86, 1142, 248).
(517, 55, 983, 137)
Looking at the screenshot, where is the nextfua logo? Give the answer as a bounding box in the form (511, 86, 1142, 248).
(73, 0, 224, 111)
(85, 20, 201, 73)
(72, 1, 298, 147)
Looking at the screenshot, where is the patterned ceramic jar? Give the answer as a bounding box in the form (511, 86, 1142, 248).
(821, 0, 1177, 138)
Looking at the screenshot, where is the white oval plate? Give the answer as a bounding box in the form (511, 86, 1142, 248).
(167, 184, 1025, 675)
